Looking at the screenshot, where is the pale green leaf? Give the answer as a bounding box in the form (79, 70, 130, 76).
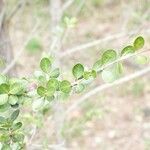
(9, 83, 24, 95)
(72, 63, 84, 79)
(133, 36, 144, 50)
(60, 80, 71, 93)
(37, 86, 46, 97)
(50, 68, 60, 78)
(102, 49, 117, 64)
(0, 94, 8, 105)
(0, 84, 9, 94)
(8, 95, 18, 105)
(40, 57, 51, 73)
(121, 45, 135, 56)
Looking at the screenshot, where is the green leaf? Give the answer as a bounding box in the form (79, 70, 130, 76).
(91, 70, 97, 78)
(10, 110, 20, 122)
(50, 68, 60, 78)
(83, 71, 92, 80)
(47, 79, 59, 90)
(26, 37, 42, 53)
(92, 59, 102, 71)
(135, 56, 149, 65)
(9, 83, 24, 95)
(0, 75, 7, 84)
(102, 63, 123, 83)
(121, 45, 135, 56)
(101, 70, 116, 83)
(40, 57, 51, 73)
(0, 94, 8, 105)
(12, 133, 24, 143)
(75, 84, 85, 93)
(32, 98, 44, 111)
(133, 36, 144, 50)
(8, 95, 18, 105)
(60, 80, 71, 93)
(46, 87, 55, 97)
(101, 49, 117, 64)
(37, 86, 46, 97)
(72, 63, 84, 79)
(0, 116, 6, 124)
(0, 103, 10, 112)
(12, 122, 22, 131)
(0, 84, 9, 94)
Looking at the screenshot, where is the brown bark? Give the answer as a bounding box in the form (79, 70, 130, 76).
(0, 0, 15, 76)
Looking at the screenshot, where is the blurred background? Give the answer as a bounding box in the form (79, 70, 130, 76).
(0, 0, 150, 149)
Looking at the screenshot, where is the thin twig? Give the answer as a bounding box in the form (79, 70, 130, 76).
(72, 49, 150, 86)
(62, 0, 75, 12)
(6, 0, 26, 21)
(65, 65, 150, 116)
(60, 29, 150, 57)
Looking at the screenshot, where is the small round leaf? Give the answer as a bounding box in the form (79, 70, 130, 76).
(8, 95, 19, 105)
(0, 94, 8, 105)
(0, 84, 9, 94)
(102, 49, 117, 64)
(72, 63, 84, 79)
(37, 86, 46, 97)
(121, 45, 135, 56)
(60, 80, 71, 93)
(40, 57, 51, 73)
(133, 36, 144, 50)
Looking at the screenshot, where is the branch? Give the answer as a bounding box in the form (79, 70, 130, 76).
(6, 0, 26, 21)
(2, 22, 40, 75)
(60, 29, 150, 57)
(65, 64, 150, 117)
(62, 0, 75, 12)
(72, 49, 150, 86)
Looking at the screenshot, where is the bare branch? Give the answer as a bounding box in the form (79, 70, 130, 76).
(60, 29, 150, 57)
(62, 0, 75, 12)
(6, 0, 26, 21)
(2, 22, 40, 75)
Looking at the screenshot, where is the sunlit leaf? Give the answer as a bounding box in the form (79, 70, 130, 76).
(60, 80, 71, 93)
(91, 70, 97, 78)
(0, 94, 8, 105)
(0, 75, 7, 85)
(121, 45, 135, 56)
(101, 49, 117, 64)
(101, 69, 116, 83)
(92, 59, 102, 71)
(8, 95, 18, 105)
(9, 83, 24, 95)
(47, 79, 59, 90)
(133, 36, 144, 50)
(0, 84, 9, 94)
(75, 84, 85, 93)
(32, 98, 44, 111)
(135, 56, 149, 65)
(37, 86, 46, 97)
(72, 63, 84, 79)
(83, 71, 91, 80)
(40, 57, 51, 73)
(50, 68, 60, 78)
